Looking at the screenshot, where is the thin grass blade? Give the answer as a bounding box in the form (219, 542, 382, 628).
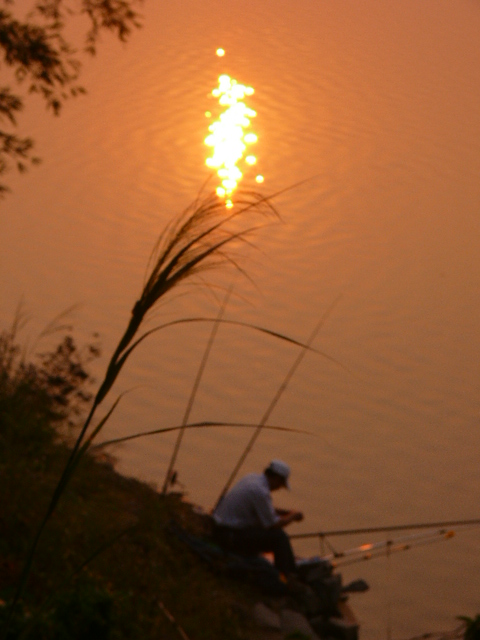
(92, 421, 311, 449)
(214, 295, 343, 509)
(162, 285, 234, 494)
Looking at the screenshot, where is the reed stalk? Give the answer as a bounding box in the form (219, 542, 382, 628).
(5, 189, 279, 633)
(214, 295, 343, 510)
(91, 421, 311, 449)
(161, 284, 234, 494)
(5, 184, 337, 638)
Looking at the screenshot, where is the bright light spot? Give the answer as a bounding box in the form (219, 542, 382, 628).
(205, 111, 212, 118)
(205, 73, 262, 205)
(255, 175, 264, 184)
(216, 48, 225, 57)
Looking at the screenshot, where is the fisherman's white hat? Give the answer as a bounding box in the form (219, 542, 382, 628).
(267, 459, 291, 489)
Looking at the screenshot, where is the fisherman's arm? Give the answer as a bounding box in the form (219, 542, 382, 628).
(271, 510, 304, 528)
(251, 484, 303, 529)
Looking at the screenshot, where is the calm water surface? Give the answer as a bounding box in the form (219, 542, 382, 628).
(2, 1, 480, 638)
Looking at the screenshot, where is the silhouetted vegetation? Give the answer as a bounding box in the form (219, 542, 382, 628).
(0, 190, 298, 639)
(0, 327, 262, 639)
(0, 0, 142, 195)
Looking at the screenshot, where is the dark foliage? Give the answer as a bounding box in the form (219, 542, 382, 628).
(0, 333, 253, 639)
(0, 581, 113, 640)
(0, 328, 100, 432)
(459, 616, 480, 640)
(0, 0, 142, 195)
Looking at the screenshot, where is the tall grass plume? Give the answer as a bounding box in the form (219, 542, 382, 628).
(6, 189, 278, 629)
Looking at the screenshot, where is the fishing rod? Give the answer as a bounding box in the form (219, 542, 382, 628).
(293, 529, 456, 571)
(334, 533, 455, 567)
(323, 529, 455, 560)
(326, 529, 456, 567)
(289, 518, 480, 540)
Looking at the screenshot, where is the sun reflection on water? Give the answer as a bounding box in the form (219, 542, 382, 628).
(205, 52, 263, 208)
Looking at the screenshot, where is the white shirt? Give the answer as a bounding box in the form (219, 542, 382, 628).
(213, 473, 280, 529)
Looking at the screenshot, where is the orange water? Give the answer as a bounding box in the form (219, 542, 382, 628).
(2, 2, 480, 637)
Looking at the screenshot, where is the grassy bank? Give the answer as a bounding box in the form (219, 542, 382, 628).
(0, 329, 265, 640)
(0, 193, 301, 640)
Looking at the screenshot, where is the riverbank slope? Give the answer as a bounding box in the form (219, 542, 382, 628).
(0, 331, 273, 640)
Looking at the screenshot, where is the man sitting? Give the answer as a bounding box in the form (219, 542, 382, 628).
(212, 460, 304, 578)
